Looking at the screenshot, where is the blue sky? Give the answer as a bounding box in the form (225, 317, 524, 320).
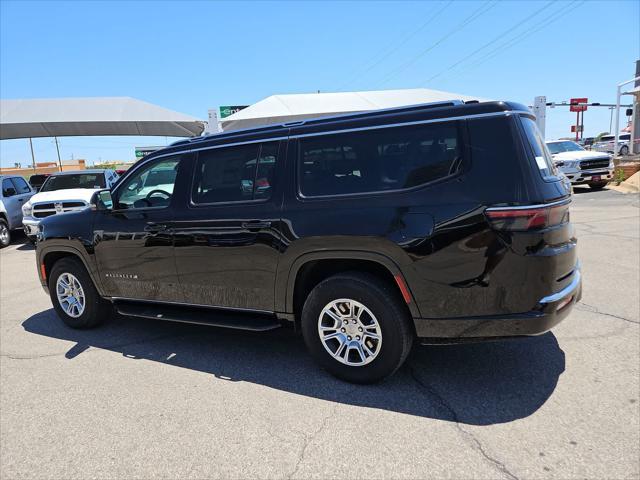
(1, 0, 638, 167)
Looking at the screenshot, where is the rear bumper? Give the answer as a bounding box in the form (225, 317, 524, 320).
(415, 267, 582, 341)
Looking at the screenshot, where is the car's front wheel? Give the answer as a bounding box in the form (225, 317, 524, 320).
(49, 257, 110, 329)
(620, 145, 629, 156)
(301, 272, 414, 383)
(0, 219, 10, 248)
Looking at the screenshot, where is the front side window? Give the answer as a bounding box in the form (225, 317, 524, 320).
(192, 142, 278, 204)
(40, 173, 106, 192)
(2, 178, 16, 197)
(298, 122, 462, 197)
(116, 156, 181, 209)
(11, 177, 31, 194)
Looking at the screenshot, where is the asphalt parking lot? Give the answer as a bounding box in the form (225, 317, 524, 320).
(1, 187, 638, 479)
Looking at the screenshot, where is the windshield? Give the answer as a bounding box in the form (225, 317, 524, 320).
(546, 141, 584, 154)
(599, 135, 615, 142)
(40, 173, 106, 192)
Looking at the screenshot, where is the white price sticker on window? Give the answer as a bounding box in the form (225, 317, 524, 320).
(535, 156, 547, 170)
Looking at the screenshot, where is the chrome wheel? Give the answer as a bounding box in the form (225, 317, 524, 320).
(318, 298, 382, 366)
(56, 273, 86, 318)
(0, 223, 9, 246)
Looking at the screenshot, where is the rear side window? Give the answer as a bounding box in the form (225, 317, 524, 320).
(11, 177, 31, 194)
(2, 178, 15, 197)
(519, 117, 557, 179)
(192, 142, 278, 204)
(298, 122, 462, 197)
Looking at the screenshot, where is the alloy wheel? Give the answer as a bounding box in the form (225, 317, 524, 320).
(56, 273, 86, 318)
(317, 298, 382, 366)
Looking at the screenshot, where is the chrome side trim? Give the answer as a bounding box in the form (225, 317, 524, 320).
(540, 268, 581, 304)
(485, 198, 571, 211)
(110, 297, 274, 315)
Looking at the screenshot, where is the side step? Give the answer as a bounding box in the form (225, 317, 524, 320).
(114, 300, 282, 332)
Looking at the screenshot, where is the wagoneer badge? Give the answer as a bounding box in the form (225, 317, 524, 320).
(105, 273, 138, 279)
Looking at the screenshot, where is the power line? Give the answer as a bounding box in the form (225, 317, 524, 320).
(336, 0, 454, 91)
(457, 0, 585, 77)
(422, 0, 556, 86)
(375, 0, 497, 88)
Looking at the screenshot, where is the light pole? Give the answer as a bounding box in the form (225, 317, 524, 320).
(54, 137, 62, 172)
(29, 138, 36, 172)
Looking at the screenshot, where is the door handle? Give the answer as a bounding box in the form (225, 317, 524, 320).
(241, 221, 271, 230)
(18, 198, 25, 202)
(144, 222, 168, 232)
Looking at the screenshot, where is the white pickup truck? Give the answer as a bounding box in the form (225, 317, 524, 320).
(22, 169, 118, 240)
(546, 140, 613, 190)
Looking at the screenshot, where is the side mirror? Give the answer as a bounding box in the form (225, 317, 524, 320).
(92, 189, 113, 211)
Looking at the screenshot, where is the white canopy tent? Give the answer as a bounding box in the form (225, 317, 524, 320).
(0, 97, 205, 139)
(220, 88, 487, 131)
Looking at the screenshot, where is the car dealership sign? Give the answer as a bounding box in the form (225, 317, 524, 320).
(219, 105, 249, 119)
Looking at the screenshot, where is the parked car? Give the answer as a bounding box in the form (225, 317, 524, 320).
(34, 100, 581, 383)
(28, 174, 51, 192)
(546, 140, 613, 189)
(592, 133, 633, 156)
(0, 175, 34, 248)
(22, 169, 118, 240)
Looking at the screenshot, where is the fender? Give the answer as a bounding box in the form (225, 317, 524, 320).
(276, 249, 421, 319)
(37, 241, 106, 296)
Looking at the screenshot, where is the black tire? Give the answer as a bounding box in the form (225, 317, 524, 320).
(301, 272, 414, 384)
(49, 257, 110, 329)
(620, 145, 629, 156)
(589, 181, 608, 190)
(0, 219, 10, 248)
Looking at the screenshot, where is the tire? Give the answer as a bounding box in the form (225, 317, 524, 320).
(619, 145, 629, 156)
(0, 219, 10, 248)
(301, 272, 414, 384)
(589, 181, 608, 190)
(49, 257, 110, 329)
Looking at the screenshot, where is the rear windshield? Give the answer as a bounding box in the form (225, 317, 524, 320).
(520, 117, 557, 179)
(40, 173, 106, 192)
(546, 141, 584, 154)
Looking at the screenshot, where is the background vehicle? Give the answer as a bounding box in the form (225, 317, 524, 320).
(546, 139, 613, 189)
(28, 174, 50, 192)
(22, 169, 118, 240)
(592, 133, 632, 156)
(35, 101, 580, 383)
(0, 175, 34, 247)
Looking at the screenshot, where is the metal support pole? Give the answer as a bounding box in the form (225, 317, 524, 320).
(575, 111, 580, 141)
(29, 138, 36, 172)
(54, 137, 62, 172)
(614, 85, 621, 160)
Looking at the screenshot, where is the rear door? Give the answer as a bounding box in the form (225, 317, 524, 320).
(172, 140, 286, 312)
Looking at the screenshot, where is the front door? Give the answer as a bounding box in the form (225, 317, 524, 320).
(173, 140, 285, 312)
(94, 154, 187, 302)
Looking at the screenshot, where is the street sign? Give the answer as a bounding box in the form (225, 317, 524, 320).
(571, 125, 584, 133)
(570, 98, 588, 112)
(219, 105, 249, 119)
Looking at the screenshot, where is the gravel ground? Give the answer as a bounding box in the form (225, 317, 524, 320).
(1, 187, 638, 479)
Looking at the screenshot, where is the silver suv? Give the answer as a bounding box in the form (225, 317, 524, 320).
(0, 175, 35, 248)
(592, 133, 631, 156)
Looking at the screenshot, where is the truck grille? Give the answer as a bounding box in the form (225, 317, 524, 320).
(580, 159, 610, 170)
(32, 201, 88, 218)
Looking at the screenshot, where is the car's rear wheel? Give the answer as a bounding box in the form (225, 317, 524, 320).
(301, 272, 414, 383)
(620, 145, 629, 156)
(0, 220, 10, 248)
(589, 181, 608, 190)
(49, 257, 110, 329)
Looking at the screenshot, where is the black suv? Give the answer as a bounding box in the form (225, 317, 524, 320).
(35, 100, 581, 383)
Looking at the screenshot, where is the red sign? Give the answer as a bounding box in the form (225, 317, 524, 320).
(570, 98, 588, 112)
(570, 125, 584, 133)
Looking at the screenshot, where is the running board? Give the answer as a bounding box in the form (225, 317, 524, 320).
(114, 301, 282, 332)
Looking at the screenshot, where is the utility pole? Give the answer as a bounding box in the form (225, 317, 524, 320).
(54, 137, 62, 172)
(28, 138, 36, 172)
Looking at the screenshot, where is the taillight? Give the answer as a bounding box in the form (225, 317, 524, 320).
(485, 202, 570, 231)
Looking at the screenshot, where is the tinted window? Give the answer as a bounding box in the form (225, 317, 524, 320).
(519, 117, 557, 178)
(2, 178, 16, 197)
(192, 142, 278, 204)
(298, 123, 462, 197)
(11, 177, 31, 194)
(40, 173, 106, 192)
(620, 134, 631, 141)
(117, 157, 181, 209)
